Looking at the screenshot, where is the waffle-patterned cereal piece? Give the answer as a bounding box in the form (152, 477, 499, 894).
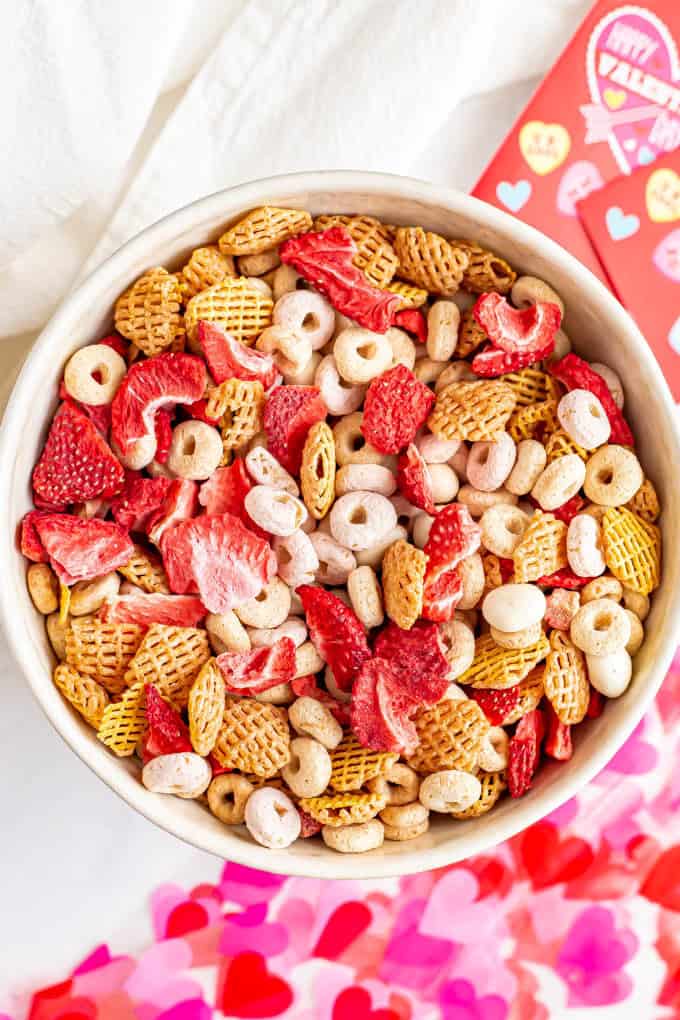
(503, 666, 546, 725)
(508, 399, 559, 443)
(451, 771, 507, 818)
(212, 697, 290, 777)
(299, 790, 387, 827)
(184, 277, 273, 344)
(301, 421, 336, 519)
(543, 630, 589, 725)
(218, 206, 312, 255)
(118, 544, 170, 594)
(206, 378, 265, 459)
(345, 215, 399, 287)
(394, 227, 469, 295)
(456, 309, 487, 357)
(501, 368, 557, 408)
(428, 381, 516, 441)
(627, 478, 660, 524)
(97, 681, 146, 757)
(180, 245, 236, 300)
(124, 624, 211, 711)
(65, 618, 144, 694)
(329, 732, 398, 792)
(513, 511, 568, 583)
(54, 662, 110, 728)
(313, 214, 351, 231)
(407, 698, 489, 773)
(545, 428, 587, 463)
(459, 632, 550, 690)
(383, 279, 428, 309)
(451, 240, 516, 294)
(188, 658, 226, 756)
(114, 268, 183, 356)
(602, 507, 661, 595)
(382, 539, 427, 630)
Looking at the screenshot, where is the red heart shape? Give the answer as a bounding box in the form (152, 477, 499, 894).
(312, 901, 372, 959)
(456, 856, 510, 899)
(219, 952, 293, 1018)
(332, 987, 399, 1020)
(641, 845, 680, 912)
(165, 901, 210, 939)
(520, 821, 594, 889)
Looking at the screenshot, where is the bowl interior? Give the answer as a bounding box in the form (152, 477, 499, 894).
(2, 172, 679, 879)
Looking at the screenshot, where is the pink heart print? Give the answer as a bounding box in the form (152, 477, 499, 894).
(653, 228, 680, 282)
(557, 161, 605, 216)
(585, 7, 680, 173)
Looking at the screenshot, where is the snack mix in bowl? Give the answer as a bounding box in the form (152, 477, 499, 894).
(20, 207, 662, 854)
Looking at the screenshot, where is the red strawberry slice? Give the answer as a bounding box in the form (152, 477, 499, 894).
(183, 398, 220, 425)
(142, 683, 192, 764)
(397, 444, 436, 514)
(154, 407, 174, 464)
(111, 352, 205, 467)
(374, 620, 449, 705)
(290, 675, 351, 726)
(472, 336, 555, 377)
(587, 688, 604, 718)
(471, 687, 521, 726)
(361, 364, 435, 455)
(544, 703, 573, 761)
(298, 806, 323, 838)
(110, 472, 172, 532)
(58, 380, 112, 436)
(424, 503, 481, 581)
(99, 593, 207, 627)
(198, 320, 278, 388)
(421, 567, 462, 622)
(537, 568, 593, 589)
(20, 511, 50, 562)
(393, 308, 427, 343)
(216, 637, 296, 695)
(161, 512, 276, 614)
(199, 461, 269, 542)
(351, 658, 418, 754)
(99, 333, 129, 358)
(549, 353, 634, 447)
(147, 479, 199, 547)
(32, 400, 125, 509)
(296, 585, 370, 692)
(545, 493, 585, 525)
(32, 513, 133, 585)
(508, 708, 545, 798)
(473, 293, 561, 355)
(264, 385, 327, 475)
(544, 588, 580, 631)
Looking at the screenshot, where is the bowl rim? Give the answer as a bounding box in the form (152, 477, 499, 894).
(2, 169, 679, 879)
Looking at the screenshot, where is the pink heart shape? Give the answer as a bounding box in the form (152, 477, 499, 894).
(419, 871, 498, 943)
(557, 161, 604, 216)
(653, 228, 680, 282)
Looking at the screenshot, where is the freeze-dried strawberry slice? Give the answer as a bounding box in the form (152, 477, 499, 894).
(32, 513, 133, 585)
(376, 665, 419, 756)
(142, 683, 192, 764)
(544, 703, 573, 761)
(374, 620, 449, 705)
(290, 675, 351, 726)
(99, 333, 129, 358)
(198, 320, 278, 389)
(20, 511, 50, 562)
(472, 336, 555, 377)
(298, 806, 323, 838)
(279, 227, 401, 333)
(296, 585, 370, 692)
(393, 309, 427, 344)
(508, 708, 545, 798)
(421, 568, 462, 623)
(424, 503, 481, 581)
(587, 688, 604, 719)
(397, 444, 436, 514)
(351, 657, 418, 755)
(154, 408, 174, 464)
(111, 352, 205, 466)
(474, 293, 561, 355)
(544, 588, 580, 631)
(547, 493, 585, 525)
(99, 593, 207, 628)
(216, 637, 296, 695)
(549, 353, 634, 447)
(361, 364, 435, 455)
(183, 399, 220, 426)
(471, 687, 521, 726)
(200, 462, 269, 541)
(32, 400, 125, 509)
(537, 568, 593, 589)
(161, 512, 276, 614)
(110, 472, 172, 532)
(58, 380, 112, 436)
(147, 479, 199, 547)
(264, 385, 327, 474)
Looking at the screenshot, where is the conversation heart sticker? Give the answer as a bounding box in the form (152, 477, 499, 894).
(496, 179, 531, 212)
(519, 120, 571, 175)
(605, 206, 640, 241)
(646, 168, 680, 223)
(653, 229, 680, 282)
(585, 6, 680, 174)
(557, 160, 604, 217)
(670, 316, 680, 354)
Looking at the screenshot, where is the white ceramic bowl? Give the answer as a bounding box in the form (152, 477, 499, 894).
(2, 171, 679, 879)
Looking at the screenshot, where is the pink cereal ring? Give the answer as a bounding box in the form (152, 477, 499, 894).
(273, 290, 335, 351)
(466, 432, 516, 492)
(557, 389, 611, 450)
(416, 432, 462, 464)
(566, 513, 606, 578)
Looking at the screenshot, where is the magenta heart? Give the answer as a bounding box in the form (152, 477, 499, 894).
(585, 8, 679, 173)
(557, 161, 604, 216)
(653, 229, 680, 282)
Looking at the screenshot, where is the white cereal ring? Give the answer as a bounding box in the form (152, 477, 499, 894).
(467, 432, 517, 492)
(412, 512, 435, 550)
(245, 787, 301, 848)
(427, 300, 460, 361)
(334, 327, 393, 384)
(322, 819, 384, 853)
(256, 324, 312, 375)
(586, 647, 632, 698)
(167, 420, 223, 480)
(248, 617, 308, 649)
(282, 351, 322, 386)
(419, 770, 482, 813)
(557, 389, 611, 450)
(26, 563, 59, 615)
(294, 640, 326, 677)
(457, 485, 517, 517)
(245, 484, 308, 536)
(416, 432, 461, 465)
(281, 736, 332, 798)
(567, 513, 606, 577)
(63, 344, 127, 406)
(272, 264, 300, 301)
(387, 328, 416, 371)
(590, 363, 624, 408)
(274, 529, 319, 588)
(449, 442, 469, 480)
(505, 439, 547, 496)
(549, 328, 572, 362)
(245, 447, 299, 495)
(531, 454, 586, 511)
(142, 752, 212, 798)
(511, 275, 565, 315)
(623, 586, 650, 622)
(584, 445, 644, 506)
(478, 726, 510, 772)
(624, 610, 644, 655)
(458, 552, 485, 610)
(234, 577, 292, 628)
(482, 582, 546, 632)
(428, 464, 459, 504)
(414, 358, 448, 386)
(70, 572, 120, 616)
(310, 531, 357, 584)
(273, 290, 335, 350)
(434, 360, 477, 393)
(438, 618, 475, 679)
(354, 525, 408, 569)
(206, 610, 251, 654)
(329, 491, 397, 551)
(333, 412, 395, 468)
(480, 505, 530, 558)
(288, 695, 343, 749)
(347, 565, 384, 629)
(335, 463, 396, 497)
(315, 354, 366, 415)
(570, 598, 631, 656)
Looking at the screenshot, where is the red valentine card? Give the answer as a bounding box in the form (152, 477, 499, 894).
(473, 0, 680, 287)
(578, 150, 680, 397)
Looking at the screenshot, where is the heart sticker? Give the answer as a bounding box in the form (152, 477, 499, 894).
(496, 179, 531, 213)
(585, 7, 680, 174)
(519, 120, 571, 175)
(653, 229, 680, 282)
(605, 206, 640, 241)
(670, 316, 680, 354)
(557, 160, 604, 217)
(646, 168, 680, 223)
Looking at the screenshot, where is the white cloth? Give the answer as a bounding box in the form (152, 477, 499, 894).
(0, 0, 590, 1002)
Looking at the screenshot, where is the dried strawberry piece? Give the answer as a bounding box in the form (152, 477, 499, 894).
(537, 568, 593, 589)
(376, 665, 419, 756)
(20, 511, 50, 562)
(264, 385, 327, 474)
(374, 620, 449, 705)
(471, 687, 521, 726)
(296, 585, 370, 692)
(544, 588, 580, 631)
(161, 512, 276, 614)
(544, 703, 573, 761)
(216, 637, 296, 695)
(549, 353, 634, 447)
(198, 320, 278, 389)
(183, 399, 220, 425)
(508, 708, 545, 798)
(586, 688, 605, 718)
(290, 675, 351, 726)
(99, 593, 207, 628)
(498, 558, 515, 582)
(397, 444, 436, 514)
(32, 513, 133, 585)
(198, 461, 267, 540)
(111, 352, 206, 466)
(32, 400, 125, 509)
(548, 493, 585, 524)
(393, 309, 427, 344)
(474, 293, 561, 355)
(279, 227, 401, 333)
(99, 333, 129, 358)
(58, 380, 112, 436)
(361, 365, 435, 455)
(421, 567, 463, 622)
(147, 479, 199, 547)
(351, 657, 418, 755)
(154, 408, 174, 464)
(110, 472, 172, 532)
(472, 336, 555, 377)
(424, 503, 481, 581)
(142, 683, 192, 764)
(298, 806, 323, 838)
